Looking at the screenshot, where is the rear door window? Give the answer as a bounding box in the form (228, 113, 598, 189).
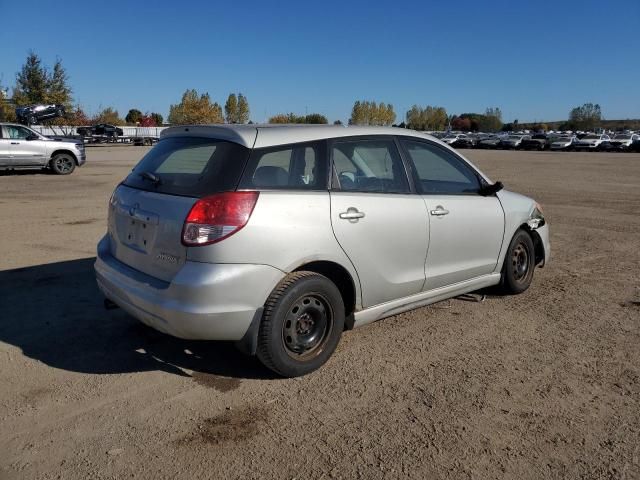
(331, 138, 410, 193)
(123, 137, 250, 197)
(239, 141, 327, 190)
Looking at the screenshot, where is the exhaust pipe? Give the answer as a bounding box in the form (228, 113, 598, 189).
(104, 298, 119, 310)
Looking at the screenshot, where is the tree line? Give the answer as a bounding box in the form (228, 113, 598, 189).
(0, 52, 617, 131)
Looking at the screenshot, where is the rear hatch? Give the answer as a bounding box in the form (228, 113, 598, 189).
(108, 136, 251, 282)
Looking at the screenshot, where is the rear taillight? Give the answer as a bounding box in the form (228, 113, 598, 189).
(182, 191, 259, 246)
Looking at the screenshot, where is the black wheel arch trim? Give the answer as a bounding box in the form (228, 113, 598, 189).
(519, 223, 545, 267)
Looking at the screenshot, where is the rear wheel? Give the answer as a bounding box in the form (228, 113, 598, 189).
(500, 229, 535, 294)
(257, 271, 344, 377)
(50, 153, 76, 175)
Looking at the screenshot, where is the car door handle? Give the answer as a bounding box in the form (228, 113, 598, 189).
(10, 142, 20, 145)
(339, 208, 365, 221)
(430, 206, 450, 216)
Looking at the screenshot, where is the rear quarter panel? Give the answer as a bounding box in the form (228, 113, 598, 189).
(186, 191, 363, 308)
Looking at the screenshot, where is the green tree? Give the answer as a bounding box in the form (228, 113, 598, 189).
(168, 89, 224, 124)
(47, 59, 72, 109)
(268, 112, 327, 124)
(125, 108, 143, 124)
(150, 112, 163, 126)
(405, 105, 448, 131)
(224, 93, 238, 123)
(482, 107, 503, 132)
(349, 100, 395, 126)
(92, 107, 123, 125)
(224, 93, 250, 123)
(304, 113, 328, 124)
(13, 52, 72, 110)
(569, 103, 602, 130)
(237, 93, 250, 123)
(268, 113, 291, 124)
(13, 51, 50, 105)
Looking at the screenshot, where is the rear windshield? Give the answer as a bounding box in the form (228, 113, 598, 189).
(123, 137, 250, 197)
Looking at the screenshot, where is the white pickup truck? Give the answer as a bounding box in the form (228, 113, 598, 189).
(0, 123, 86, 174)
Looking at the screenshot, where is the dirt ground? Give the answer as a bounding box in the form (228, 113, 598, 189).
(0, 146, 639, 480)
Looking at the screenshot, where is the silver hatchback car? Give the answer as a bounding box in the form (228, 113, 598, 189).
(95, 125, 550, 377)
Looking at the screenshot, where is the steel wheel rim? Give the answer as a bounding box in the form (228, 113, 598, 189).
(56, 157, 73, 173)
(282, 293, 333, 360)
(512, 243, 530, 282)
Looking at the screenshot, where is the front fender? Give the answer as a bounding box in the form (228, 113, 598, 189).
(494, 190, 549, 272)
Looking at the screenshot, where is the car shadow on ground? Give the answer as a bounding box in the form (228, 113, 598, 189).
(0, 257, 275, 380)
(0, 169, 52, 176)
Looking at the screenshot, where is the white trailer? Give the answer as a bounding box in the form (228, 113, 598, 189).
(30, 125, 168, 145)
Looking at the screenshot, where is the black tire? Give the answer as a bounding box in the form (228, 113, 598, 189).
(500, 229, 535, 294)
(257, 271, 345, 377)
(50, 153, 76, 175)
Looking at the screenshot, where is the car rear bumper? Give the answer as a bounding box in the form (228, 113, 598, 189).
(94, 235, 284, 340)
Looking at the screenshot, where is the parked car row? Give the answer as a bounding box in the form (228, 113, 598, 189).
(435, 131, 640, 152)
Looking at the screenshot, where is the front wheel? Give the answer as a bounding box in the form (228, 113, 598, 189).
(50, 153, 76, 175)
(257, 271, 345, 377)
(500, 229, 535, 294)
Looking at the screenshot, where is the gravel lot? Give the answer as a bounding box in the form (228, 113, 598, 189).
(1, 146, 639, 479)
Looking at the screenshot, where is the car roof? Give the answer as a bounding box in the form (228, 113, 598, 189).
(160, 124, 438, 148)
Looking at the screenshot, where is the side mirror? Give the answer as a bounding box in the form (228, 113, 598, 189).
(479, 181, 504, 196)
(26, 134, 39, 141)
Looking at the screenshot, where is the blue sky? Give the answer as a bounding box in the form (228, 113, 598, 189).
(1, 0, 638, 123)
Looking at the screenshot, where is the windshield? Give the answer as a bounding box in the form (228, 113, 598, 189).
(507, 135, 521, 140)
(614, 135, 631, 140)
(583, 135, 600, 139)
(123, 137, 250, 197)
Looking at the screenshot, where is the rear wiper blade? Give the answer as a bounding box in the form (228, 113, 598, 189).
(139, 171, 161, 185)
